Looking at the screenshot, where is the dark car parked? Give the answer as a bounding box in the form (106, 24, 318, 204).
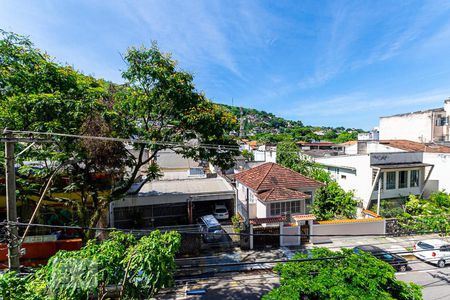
(353, 245, 408, 272)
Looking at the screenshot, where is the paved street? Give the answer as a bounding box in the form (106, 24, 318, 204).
(165, 234, 450, 299)
(162, 261, 450, 300)
(396, 261, 450, 300)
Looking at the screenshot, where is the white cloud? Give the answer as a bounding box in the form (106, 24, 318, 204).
(284, 89, 450, 118)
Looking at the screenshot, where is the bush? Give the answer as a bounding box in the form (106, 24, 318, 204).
(311, 182, 357, 220)
(263, 248, 422, 300)
(0, 230, 181, 299)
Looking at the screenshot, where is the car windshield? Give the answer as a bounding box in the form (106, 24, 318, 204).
(215, 208, 227, 213)
(382, 253, 393, 260)
(417, 242, 435, 250)
(208, 225, 222, 233)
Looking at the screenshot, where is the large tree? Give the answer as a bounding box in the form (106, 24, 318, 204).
(311, 181, 357, 220)
(276, 141, 330, 183)
(263, 248, 422, 300)
(0, 31, 238, 240)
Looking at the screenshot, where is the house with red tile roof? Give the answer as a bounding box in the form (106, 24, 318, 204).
(234, 162, 323, 223)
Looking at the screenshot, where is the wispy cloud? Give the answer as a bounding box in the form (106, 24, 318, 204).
(284, 89, 450, 118)
(298, 2, 450, 90)
(110, 0, 277, 80)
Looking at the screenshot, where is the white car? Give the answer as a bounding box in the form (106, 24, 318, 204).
(413, 239, 450, 268)
(213, 204, 229, 220)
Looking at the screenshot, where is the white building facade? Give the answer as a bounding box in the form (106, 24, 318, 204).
(379, 99, 450, 143)
(315, 152, 431, 210)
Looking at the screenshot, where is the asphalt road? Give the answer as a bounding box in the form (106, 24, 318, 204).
(162, 259, 450, 300)
(396, 259, 450, 300)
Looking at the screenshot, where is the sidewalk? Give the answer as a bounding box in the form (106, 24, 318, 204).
(310, 233, 449, 256)
(176, 233, 449, 277)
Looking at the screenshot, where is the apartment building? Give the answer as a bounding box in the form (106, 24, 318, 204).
(379, 99, 450, 143)
(316, 151, 432, 211)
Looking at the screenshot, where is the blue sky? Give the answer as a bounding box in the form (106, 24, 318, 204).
(1, 1, 450, 129)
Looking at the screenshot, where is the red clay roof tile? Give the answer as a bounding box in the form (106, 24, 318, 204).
(235, 162, 323, 191)
(379, 140, 450, 153)
(257, 187, 310, 202)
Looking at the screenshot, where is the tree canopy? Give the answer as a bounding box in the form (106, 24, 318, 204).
(399, 191, 450, 233)
(0, 230, 181, 299)
(276, 141, 331, 183)
(263, 247, 422, 300)
(311, 181, 357, 220)
(0, 31, 239, 239)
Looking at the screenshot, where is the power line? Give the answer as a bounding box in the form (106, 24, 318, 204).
(4, 128, 330, 155)
(5, 221, 450, 238)
(5, 129, 241, 151)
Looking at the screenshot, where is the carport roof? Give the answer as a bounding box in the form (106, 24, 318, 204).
(371, 162, 433, 169)
(138, 176, 234, 196)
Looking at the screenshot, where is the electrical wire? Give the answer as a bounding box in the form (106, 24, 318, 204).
(4, 221, 450, 238)
(2, 128, 330, 155)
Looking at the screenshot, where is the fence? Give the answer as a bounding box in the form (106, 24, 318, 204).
(312, 218, 386, 244)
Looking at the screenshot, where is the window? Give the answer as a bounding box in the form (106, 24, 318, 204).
(440, 245, 450, 252)
(281, 202, 290, 214)
(410, 170, 420, 187)
(341, 175, 347, 179)
(270, 201, 302, 216)
(270, 203, 281, 216)
(291, 201, 301, 213)
(386, 172, 396, 190)
(398, 170, 408, 189)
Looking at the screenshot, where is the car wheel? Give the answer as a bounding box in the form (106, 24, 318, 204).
(398, 265, 407, 272)
(437, 260, 446, 268)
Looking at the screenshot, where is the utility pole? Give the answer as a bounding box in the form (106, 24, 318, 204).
(4, 131, 20, 271)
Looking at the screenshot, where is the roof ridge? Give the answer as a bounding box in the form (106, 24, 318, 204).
(255, 162, 274, 190)
(275, 163, 321, 183)
(265, 188, 275, 201)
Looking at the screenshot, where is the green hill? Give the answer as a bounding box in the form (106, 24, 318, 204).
(220, 104, 364, 144)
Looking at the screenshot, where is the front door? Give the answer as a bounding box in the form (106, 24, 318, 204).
(300, 221, 310, 243)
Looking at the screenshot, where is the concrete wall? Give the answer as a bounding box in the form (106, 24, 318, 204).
(236, 181, 258, 218)
(256, 200, 267, 218)
(423, 152, 450, 192)
(379, 111, 433, 142)
(253, 150, 277, 163)
(316, 155, 372, 204)
(311, 219, 385, 244)
(280, 225, 301, 246)
(370, 152, 423, 165)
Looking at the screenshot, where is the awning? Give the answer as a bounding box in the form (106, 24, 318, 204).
(249, 216, 286, 225)
(371, 162, 433, 169)
(292, 214, 316, 221)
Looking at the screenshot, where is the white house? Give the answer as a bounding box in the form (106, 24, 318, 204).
(316, 151, 432, 212)
(234, 162, 323, 221)
(316, 139, 450, 214)
(379, 99, 450, 143)
(253, 144, 277, 163)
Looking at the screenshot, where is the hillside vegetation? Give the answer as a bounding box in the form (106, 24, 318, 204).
(221, 104, 364, 143)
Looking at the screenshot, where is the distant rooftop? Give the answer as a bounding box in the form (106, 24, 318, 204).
(155, 150, 200, 170)
(138, 176, 234, 196)
(380, 107, 444, 119)
(379, 140, 450, 153)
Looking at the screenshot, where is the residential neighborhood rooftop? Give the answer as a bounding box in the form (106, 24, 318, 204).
(257, 187, 310, 202)
(235, 162, 323, 191)
(138, 176, 234, 196)
(379, 140, 450, 153)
